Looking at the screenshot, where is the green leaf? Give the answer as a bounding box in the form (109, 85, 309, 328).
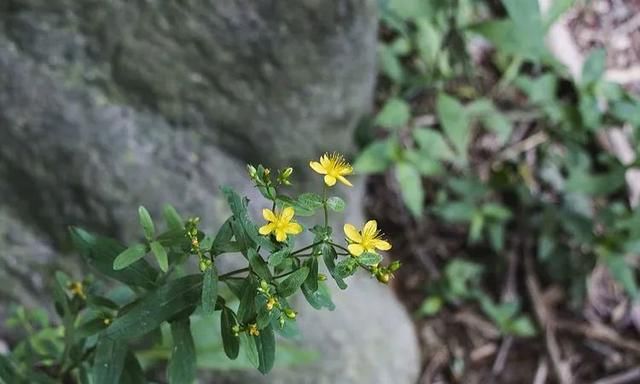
(202, 265, 219, 315)
(297, 193, 324, 211)
(357, 252, 382, 267)
(469, 212, 484, 243)
(121, 351, 146, 384)
(278, 267, 310, 297)
(508, 316, 537, 337)
(93, 337, 128, 384)
(413, 128, 455, 161)
(268, 247, 290, 268)
(138, 206, 155, 240)
(69, 227, 158, 289)
(0, 355, 21, 384)
(211, 218, 235, 255)
(256, 324, 276, 374)
(237, 276, 258, 323)
(75, 317, 110, 340)
(606, 255, 639, 300)
(168, 318, 196, 384)
(502, 0, 545, 55)
(220, 307, 240, 359)
(113, 243, 148, 271)
(582, 48, 606, 85)
(321, 244, 347, 289)
(150, 241, 168, 272)
(241, 333, 259, 368)
(354, 138, 396, 173)
(326, 196, 345, 212)
(434, 201, 475, 223)
(303, 257, 319, 293)
(375, 97, 411, 130)
(436, 93, 470, 162)
(378, 44, 404, 83)
(418, 296, 443, 316)
(395, 162, 424, 217)
(163, 204, 184, 231)
(249, 248, 272, 281)
(104, 274, 202, 340)
(301, 281, 336, 311)
(566, 169, 625, 196)
(335, 258, 358, 279)
(610, 100, 640, 127)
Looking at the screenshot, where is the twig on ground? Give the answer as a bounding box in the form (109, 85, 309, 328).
(533, 357, 549, 384)
(554, 320, 640, 356)
(491, 336, 513, 375)
(420, 348, 449, 384)
(593, 368, 640, 384)
(524, 254, 574, 384)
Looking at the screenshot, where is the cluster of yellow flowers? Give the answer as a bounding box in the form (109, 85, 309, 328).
(258, 152, 392, 258)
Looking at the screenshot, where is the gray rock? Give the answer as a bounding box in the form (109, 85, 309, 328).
(0, 1, 419, 383)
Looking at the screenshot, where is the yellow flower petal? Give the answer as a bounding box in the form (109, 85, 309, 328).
(281, 206, 295, 222)
(338, 165, 353, 175)
(343, 224, 362, 243)
(320, 154, 332, 169)
(262, 208, 276, 222)
(348, 243, 365, 256)
(309, 161, 327, 174)
(275, 229, 287, 242)
(362, 220, 377, 238)
(285, 222, 303, 234)
(324, 175, 337, 186)
(259, 223, 275, 235)
(373, 239, 392, 251)
(336, 175, 352, 187)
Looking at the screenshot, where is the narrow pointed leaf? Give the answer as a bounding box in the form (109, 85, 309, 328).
(277, 267, 309, 297)
(150, 241, 168, 272)
(93, 337, 128, 384)
(220, 307, 240, 359)
(113, 243, 148, 271)
(256, 324, 276, 374)
(168, 318, 196, 384)
(202, 265, 219, 315)
(138, 206, 155, 240)
(163, 204, 184, 231)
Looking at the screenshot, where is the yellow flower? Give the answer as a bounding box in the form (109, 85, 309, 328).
(266, 296, 278, 311)
(248, 323, 260, 336)
(68, 281, 86, 300)
(343, 220, 391, 256)
(309, 152, 353, 187)
(259, 207, 303, 242)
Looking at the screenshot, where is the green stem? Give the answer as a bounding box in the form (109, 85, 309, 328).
(273, 269, 299, 279)
(218, 267, 250, 280)
(291, 241, 323, 256)
(329, 242, 350, 254)
(322, 185, 328, 227)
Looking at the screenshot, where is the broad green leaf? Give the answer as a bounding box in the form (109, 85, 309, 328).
(378, 44, 404, 83)
(326, 196, 345, 212)
(212, 218, 235, 255)
(515, 74, 557, 105)
(357, 252, 382, 267)
(241, 333, 259, 368)
(395, 162, 424, 217)
(502, 0, 545, 55)
(104, 274, 202, 340)
(69, 227, 158, 289)
(163, 204, 184, 231)
(249, 248, 272, 281)
(508, 316, 537, 337)
(276, 195, 314, 217)
(610, 100, 640, 127)
(237, 276, 258, 323)
(93, 337, 128, 384)
(565, 169, 625, 196)
(469, 212, 484, 243)
(301, 281, 336, 311)
(268, 247, 290, 268)
(221, 307, 240, 359)
(606, 256, 639, 300)
(303, 257, 319, 293)
(168, 318, 196, 384)
(418, 296, 443, 316)
(278, 267, 310, 297)
(150, 241, 168, 272)
(436, 93, 470, 162)
(0, 355, 21, 384)
(321, 244, 347, 289)
(405, 150, 443, 176)
(582, 48, 606, 85)
(113, 243, 148, 271)
(75, 317, 110, 340)
(413, 128, 455, 161)
(297, 193, 324, 211)
(354, 138, 396, 173)
(387, 0, 432, 19)
(375, 98, 410, 130)
(138, 206, 155, 240)
(202, 265, 219, 315)
(434, 201, 475, 223)
(120, 351, 146, 384)
(543, 0, 575, 29)
(466, 99, 512, 145)
(256, 324, 276, 374)
(335, 258, 358, 279)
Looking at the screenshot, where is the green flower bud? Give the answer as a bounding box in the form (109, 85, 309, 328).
(284, 308, 297, 319)
(317, 273, 327, 281)
(389, 260, 401, 272)
(376, 272, 391, 284)
(282, 167, 293, 178)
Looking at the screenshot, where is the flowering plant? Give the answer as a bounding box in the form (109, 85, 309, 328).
(0, 153, 398, 384)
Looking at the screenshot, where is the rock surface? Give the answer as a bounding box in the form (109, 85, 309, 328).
(0, 2, 420, 383)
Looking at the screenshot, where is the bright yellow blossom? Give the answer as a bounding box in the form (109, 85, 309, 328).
(343, 220, 391, 256)
(259, 207, 303, 242)
(248, 323, 260, 336)
(309, 152, 353, 187)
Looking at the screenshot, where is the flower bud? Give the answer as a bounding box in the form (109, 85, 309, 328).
(376, 272, 390, 284)
(247, 164, 258, 178)
(260, 280, 269, 291)
(248, 323, 260, 336)
(282, 167, 293, 178)
(317, 273, 327, 281)
(389, 260, 401, 272)
(284, 308, 297, 319)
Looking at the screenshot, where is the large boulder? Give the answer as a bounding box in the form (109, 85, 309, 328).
(0, 2, 420, 383)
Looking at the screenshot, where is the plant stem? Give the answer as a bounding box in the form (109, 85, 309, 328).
(291, 241, 323, 256)
(218, 267, 250, 280)
(322, 185, 328, 227)
(329, 242, 350, 254)
(273, 269, 299, 279)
